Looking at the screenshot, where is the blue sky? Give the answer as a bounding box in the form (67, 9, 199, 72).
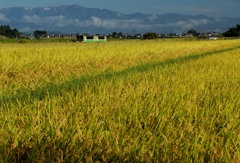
(0, 0, 240, 17)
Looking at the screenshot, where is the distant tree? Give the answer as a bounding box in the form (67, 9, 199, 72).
(112, 32, 117, 38)
(143, 32, 158, 39)
(118, 32, 123, 37)
(223, 24, 240, 37)
(34, 30, 47, 39)
(0, 25, 21, 38)
(187, 29, 198, 36)
(111, 32, 123, 38)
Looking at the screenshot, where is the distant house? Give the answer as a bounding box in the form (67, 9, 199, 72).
(208, 36, 217, 40)
(134, 34, 142, 39)
(76, 34, 107, 42)
(206, 32, 212, 36)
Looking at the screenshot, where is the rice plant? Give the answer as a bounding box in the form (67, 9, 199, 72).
(0, 39, 240, 162)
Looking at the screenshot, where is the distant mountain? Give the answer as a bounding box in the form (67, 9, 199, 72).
(0, 4, 239, 34)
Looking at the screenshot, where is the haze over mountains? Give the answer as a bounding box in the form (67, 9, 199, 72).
(0, 4, 239, 34)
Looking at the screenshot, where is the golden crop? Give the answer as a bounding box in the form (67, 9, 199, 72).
(0, 39, 240, 162)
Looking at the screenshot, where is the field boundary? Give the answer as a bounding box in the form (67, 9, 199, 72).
(1, 46, 240, 106)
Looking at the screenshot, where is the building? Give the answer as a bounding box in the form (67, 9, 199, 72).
(208, 36, 217, 40)
(76, 34, 107, 42)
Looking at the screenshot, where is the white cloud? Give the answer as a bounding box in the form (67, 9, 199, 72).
(25, 8, 32, 10)
(148, 14, 158, 22)
(76, 16, 144, 29)
(74, 17, 213, 32)
(23, 15, 67, 27)
(20, 14, 213, 32)
(83, 17, 211, 31)
(166, 19, 211, 29)
(21, 14, 146, 29)
(0, 13, 9, 22)
(23, 15, 41, 23)
(214, 17, 225, 23)
(43, 15, 66, 27)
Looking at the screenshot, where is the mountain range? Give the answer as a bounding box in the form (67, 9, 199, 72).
(0, 4, 239, 34)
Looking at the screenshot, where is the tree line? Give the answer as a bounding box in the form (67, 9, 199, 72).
(0, 25, 21, 38)
(223, 24, 240, 37)
(1, 24, 240, 39)
(0, 25, 47, 39)
(108, 24, 240, 39)
(34, 30, 47, 39)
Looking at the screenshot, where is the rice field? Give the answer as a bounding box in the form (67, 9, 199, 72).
(0, 39, 240, 162)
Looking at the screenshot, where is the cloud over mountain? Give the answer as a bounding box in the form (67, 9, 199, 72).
(0, 13, 9, 22)
(0, 4, 239, 34)
(170, 19, 210, 30)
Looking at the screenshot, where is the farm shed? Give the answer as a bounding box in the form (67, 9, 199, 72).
(76, 34, 107, 42)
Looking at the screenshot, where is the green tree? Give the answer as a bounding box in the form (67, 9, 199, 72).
(112, 32, 117, 38)
(0, 25, 21, 38)
(118, 32, 122, 37)
(34, 30, 47, 39)
(187, 29, 198, 36)
(143, 32, 158, 39)
(223, 24, 240, 37)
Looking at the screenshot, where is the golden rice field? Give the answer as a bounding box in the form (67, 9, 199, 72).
(0, 39, 240, 162)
